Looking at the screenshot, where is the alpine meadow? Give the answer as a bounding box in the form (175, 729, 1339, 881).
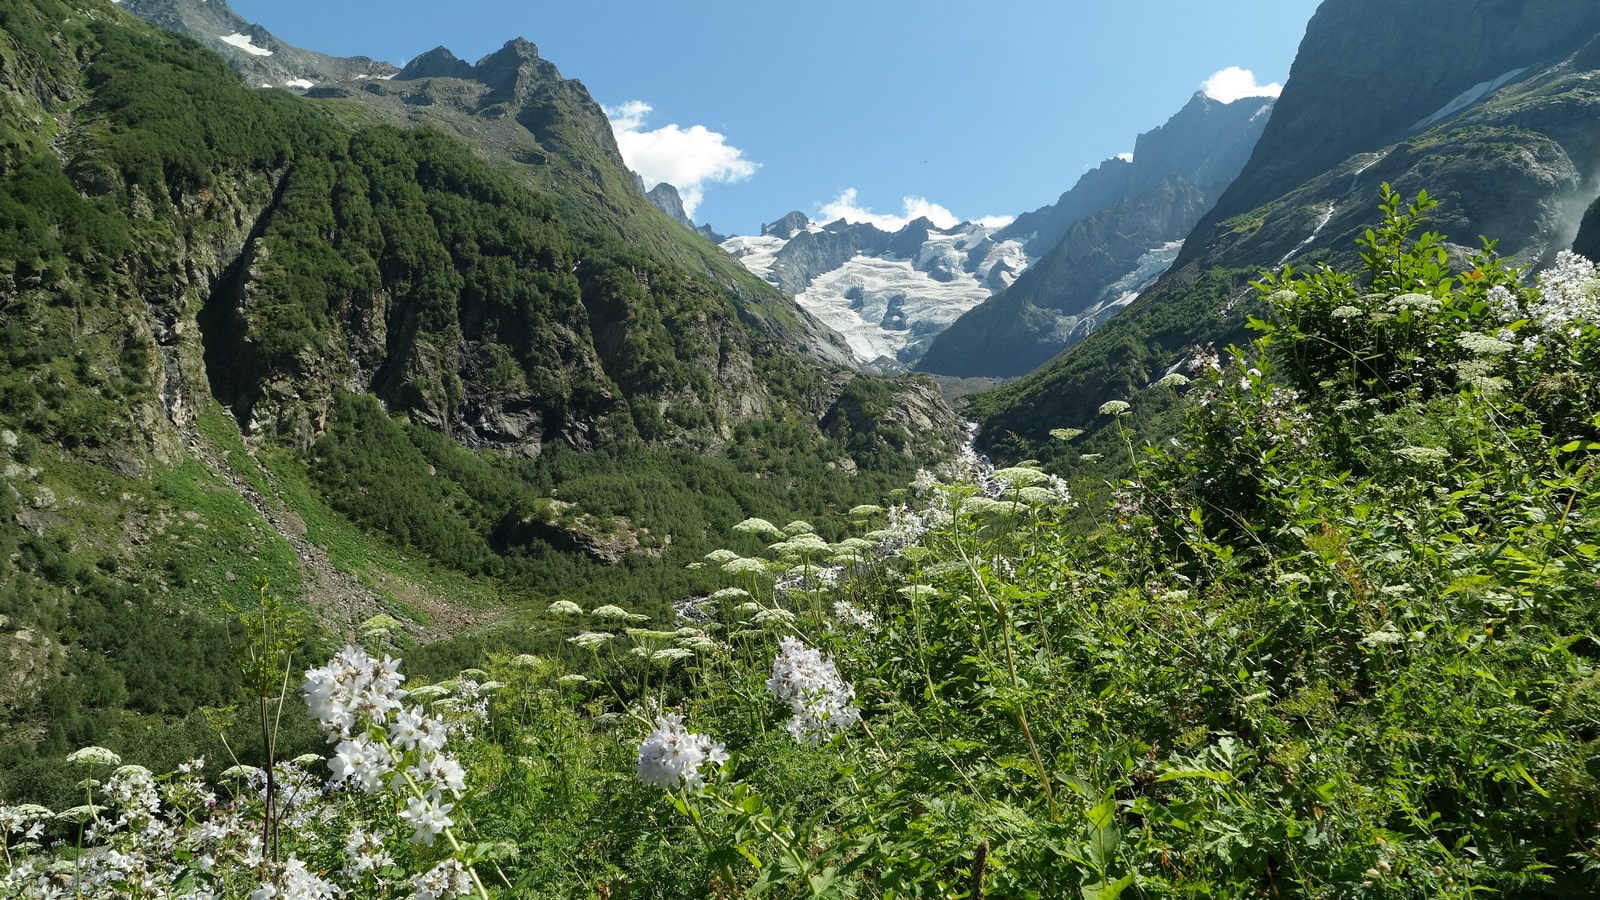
(1, 1, 1599, 898)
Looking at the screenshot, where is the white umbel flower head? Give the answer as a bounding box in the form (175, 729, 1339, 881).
(635, 713, 729, 791)
(1098, 399, 1132, 417)
(766, 636, 861, 744)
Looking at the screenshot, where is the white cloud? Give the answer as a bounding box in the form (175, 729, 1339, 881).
(1201, 67, 1282, 104)
(1116, 152, 1134, 163)
(817, 189, 1012, 232)
(604, 101, 758, 220)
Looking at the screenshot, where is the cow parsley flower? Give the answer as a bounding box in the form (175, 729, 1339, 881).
(767, 637, 861, 744)
(635, 713, 729, 790)
(1098, 400, 1131, 417)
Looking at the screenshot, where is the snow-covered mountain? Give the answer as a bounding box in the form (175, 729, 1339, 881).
(722, 92, 1277, 377)
(722, 216, 1031, 371)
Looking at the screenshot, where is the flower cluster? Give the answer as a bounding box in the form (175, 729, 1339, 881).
(301, 646, 467, 847)
(635, 713, 729, 790)
(766, 637, 861, 744)
(831, 600, 878, 632)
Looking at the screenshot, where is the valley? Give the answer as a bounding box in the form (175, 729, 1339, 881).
(1, 0, 1598, 896)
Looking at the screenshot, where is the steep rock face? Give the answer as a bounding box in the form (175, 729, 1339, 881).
(973, 1, 1600, 461)
(1199, 0, 1600, 237)
(1000, 94, 1274, 256)
(118, 0, 396, 89)
(643, 181, 726, 242)
(919, 176, 1209, 378)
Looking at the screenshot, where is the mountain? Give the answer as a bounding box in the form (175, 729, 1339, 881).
(722, 93, 1274, 375)
(722, 216, 1028, 370)
(116, 0, 397, 89)
(0, 0, 961, 761)
(644, 181, 726, 243)
(971, 0, 1600, 461)
(916, 94, 1273, 378)
(117, 0, 854, 367)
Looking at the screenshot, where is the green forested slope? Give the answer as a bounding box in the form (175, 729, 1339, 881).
(0, 0, 959, 787)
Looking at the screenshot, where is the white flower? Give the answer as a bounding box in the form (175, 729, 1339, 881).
(567, 632, 613, 648)
(251, 856, 340, 900)
(302, 645, 407, 741)
(1098, 399, 1131, 417)
(722, 557, 769, 577)
(546, 600, 584, 616)
(590, 605, 631, 620)
(414, 858, 475, 899)
(343, 826, 395, 877)
(398, 795, 454, 845)
(732, 517, 781, 536)
(766, 636, 861, 744)
(635, 713, 729, 790)
(831, 600, 878, 632)
(66, 746, 121, 767)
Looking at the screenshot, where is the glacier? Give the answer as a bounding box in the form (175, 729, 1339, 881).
(723, 220, 1030, 370)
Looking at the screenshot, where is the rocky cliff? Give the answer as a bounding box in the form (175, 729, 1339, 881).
(918, 176, 1210, 378)
(117, 0, 397, 88)
(973, 0, 1600, 461)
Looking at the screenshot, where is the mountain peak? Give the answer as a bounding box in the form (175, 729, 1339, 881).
(761, 211, 811, 239)
(396, 46, 475, 81)
(473, 37, 563, 103)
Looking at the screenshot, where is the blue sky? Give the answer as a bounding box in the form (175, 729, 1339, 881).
(231, 0, 1323, 236)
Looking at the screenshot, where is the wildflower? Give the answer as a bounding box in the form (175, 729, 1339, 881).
(558, 674, 590, 685)
(1098, 400, 1131, 417)
(590, 604, 631, 620)
(709, 586, 751, 601)
(302, 645, 407, 741)
(1154, 372, 1192, 388)
(753, 607, 796, 626)
(510, 653, 542, 667)
(414, 858, 475, 900)
(635, 713, 729, 790)
(251, 856, 340, 900)
(1049, 427, 1084, 442)
(732, 517, 782, 536)
(992, 466, 1049, 487)
(831, 600, 878, 632)
(722, 557, 769, 577)
(398, 795, 454, 845)
(704, 548, 741, 564)
(1330, 305, 1362, 319)
(651, 647, 695, 662)
(567, 631, 613, 648)
(343, 826, 395, 878)
(546, 600, 584, 616)
(848, 504, 884, 517)
(898, 584, 938, 600)
(782, 520, 816, 536)
(766, 636, 861, 744)
(911, 469, 938, 493)
(66, 746, 121, 767)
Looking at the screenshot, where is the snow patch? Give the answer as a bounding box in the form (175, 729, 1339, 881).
(720, 235, 787, 281)
(220, 32, 273, 57)
(1413, 68, 1528, 131)
(284, 78, 314, 90)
